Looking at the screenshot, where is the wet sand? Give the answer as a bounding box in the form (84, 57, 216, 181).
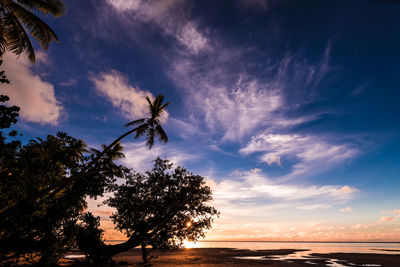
(311, 252, 400, 267)
(64, 247, 400, 266)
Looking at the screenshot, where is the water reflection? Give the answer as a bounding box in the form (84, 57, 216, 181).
(209, 241, 398, 267)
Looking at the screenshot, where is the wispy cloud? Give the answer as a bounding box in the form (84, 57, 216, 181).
(339, 206, 353, 212)
(89, 69, 168, 122)
(210, 168, 359, 203)
(59, 78, 77, 87)
(240, 133, 358, 179)
(121, 141, 200, 173)
(379, 216, 396, 223)
(0, 53, 64, 125)
(106, 0, 208, 54)
(168, 40, 334, 143)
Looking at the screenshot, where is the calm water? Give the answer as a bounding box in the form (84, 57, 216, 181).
(191, 242, 400, 267)
(68, 241, 400, 266)
(192, 241, 400, 254)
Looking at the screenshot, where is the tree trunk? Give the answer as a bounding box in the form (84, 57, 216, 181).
(141, 243, 148, 263)
(78, 233, 141, 266)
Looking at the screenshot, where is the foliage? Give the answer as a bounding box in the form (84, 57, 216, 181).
(0, 109, 126, 265)
(120, 94, 170, 149)
(103, 158, 219, 262)
(0, 0, 65, 62)
(0, 61, 19, 131)
(75, 212, 117, 266)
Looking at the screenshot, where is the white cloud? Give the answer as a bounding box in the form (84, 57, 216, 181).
(334, 186, 359, 195)
(176, 22, 208, 53)
(168, 45, 333, 143)
(339, 207, 353, 212)
(379, 216, 396, 223)
(297, 204, 331, 210)
(261, 154, 281, 166)
(210, 168, 359, 203)
(205, 168, 359, 233)
(106, 0, 207, 54)
(121, 141, 199, 173)
(170, 59, 285, 141)
(240, 133, 358, 179)
(89, 69, 168, 122)
(0, 53, 63, 125)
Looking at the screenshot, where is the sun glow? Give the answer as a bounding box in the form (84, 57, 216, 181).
(182, 240, 199, 248)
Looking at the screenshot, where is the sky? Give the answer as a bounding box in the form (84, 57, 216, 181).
(1, 0, 400, 242)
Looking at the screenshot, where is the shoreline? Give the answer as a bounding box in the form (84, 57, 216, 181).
(63, 247, 400, 267)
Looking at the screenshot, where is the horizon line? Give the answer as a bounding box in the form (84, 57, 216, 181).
(105, 240, 400, 243)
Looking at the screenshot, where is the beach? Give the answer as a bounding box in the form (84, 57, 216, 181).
(64, 247, 400, 267)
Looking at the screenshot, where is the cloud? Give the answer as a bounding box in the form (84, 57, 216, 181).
(170, 58, 285, 141)
(297, 204, 331, 210)
(352, 215, 397, 230)
(168, 43, 334, 143)
(106, 0, 208, 54)
(210, 168, 359, 206)
(59, 78, 77, 87)
(240, 133, 358, 179)
(176, 22, 208, 53)
(205, 168, 360, 240)
(89, 69, 168, 122)
(379, 216, 396, 223)
(339, 207, 353, 212)
(382, 209, 400, 214)
(0, 53, 63, 125)
(120, 141, 200, 173)
(334, 186, 359, 195)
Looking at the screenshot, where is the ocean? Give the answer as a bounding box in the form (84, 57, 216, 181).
(190, 241, 400, 254)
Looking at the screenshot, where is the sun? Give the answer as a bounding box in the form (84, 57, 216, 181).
(182, 240, 198, 248)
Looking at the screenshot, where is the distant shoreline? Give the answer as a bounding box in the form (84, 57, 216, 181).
(64, 247, 400, 266)
(105, 240, 400, 243)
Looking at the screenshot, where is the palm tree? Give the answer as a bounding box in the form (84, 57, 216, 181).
(0, 94, 170, 218)
(104, 94, 170, 151)
(0, 0, 65, 63)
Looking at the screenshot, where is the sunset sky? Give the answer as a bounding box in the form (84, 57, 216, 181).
(1, 0, 400, 241)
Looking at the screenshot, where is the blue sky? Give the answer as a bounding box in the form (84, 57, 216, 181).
(1, 0, 400, 241)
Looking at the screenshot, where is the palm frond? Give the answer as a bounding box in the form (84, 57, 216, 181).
(145, 96, 153, 113)
(134, 123, 149, 139)
(3, 11, 36, 62)
(146, 128, 155, 149)
(160, 102, 170, 111)
(15, 0, 66, 17)
(125, 118, 146, 127)
(7, 1, 60, 49)
(0, 18, 7, 56)
(102, 142, 125, 160)
(155, 124, 168, 143)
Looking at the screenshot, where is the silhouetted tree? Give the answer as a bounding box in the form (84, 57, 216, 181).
(0, 0, 65, 62)
(106, 94, 170, 150)
(0, 94, 170, 236)
(0, 132, 115, 265)
(77, 158, 219, 264)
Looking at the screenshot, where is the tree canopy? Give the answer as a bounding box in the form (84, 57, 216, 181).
(78, 158, 219, 264)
